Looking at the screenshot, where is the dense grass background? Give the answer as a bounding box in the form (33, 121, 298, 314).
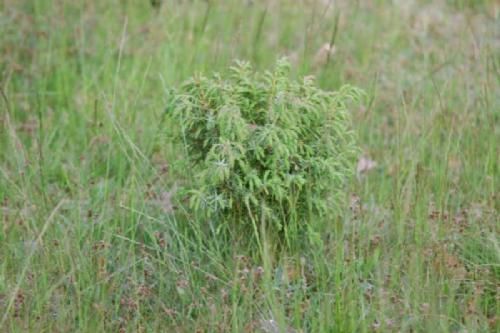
(0, 0, 498, 332)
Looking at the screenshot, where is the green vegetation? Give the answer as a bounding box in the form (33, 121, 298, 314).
(0, 0, 498, 332)
(171, 59, 361, 245)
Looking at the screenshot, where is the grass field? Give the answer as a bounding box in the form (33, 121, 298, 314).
(0, 0, 498, 332)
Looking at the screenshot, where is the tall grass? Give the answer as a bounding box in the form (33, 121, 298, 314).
(0, 0, 498, 332)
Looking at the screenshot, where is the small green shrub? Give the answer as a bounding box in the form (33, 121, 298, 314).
(170, 59, 361, 234)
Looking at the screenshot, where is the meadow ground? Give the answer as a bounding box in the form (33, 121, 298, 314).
(0, 0, 498, 332)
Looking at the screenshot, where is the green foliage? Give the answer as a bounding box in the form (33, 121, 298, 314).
(2, 1, 499, 331)
(171, 59, 361, 230)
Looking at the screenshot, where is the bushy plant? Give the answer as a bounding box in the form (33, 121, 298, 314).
(170, 59, 361, 233)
